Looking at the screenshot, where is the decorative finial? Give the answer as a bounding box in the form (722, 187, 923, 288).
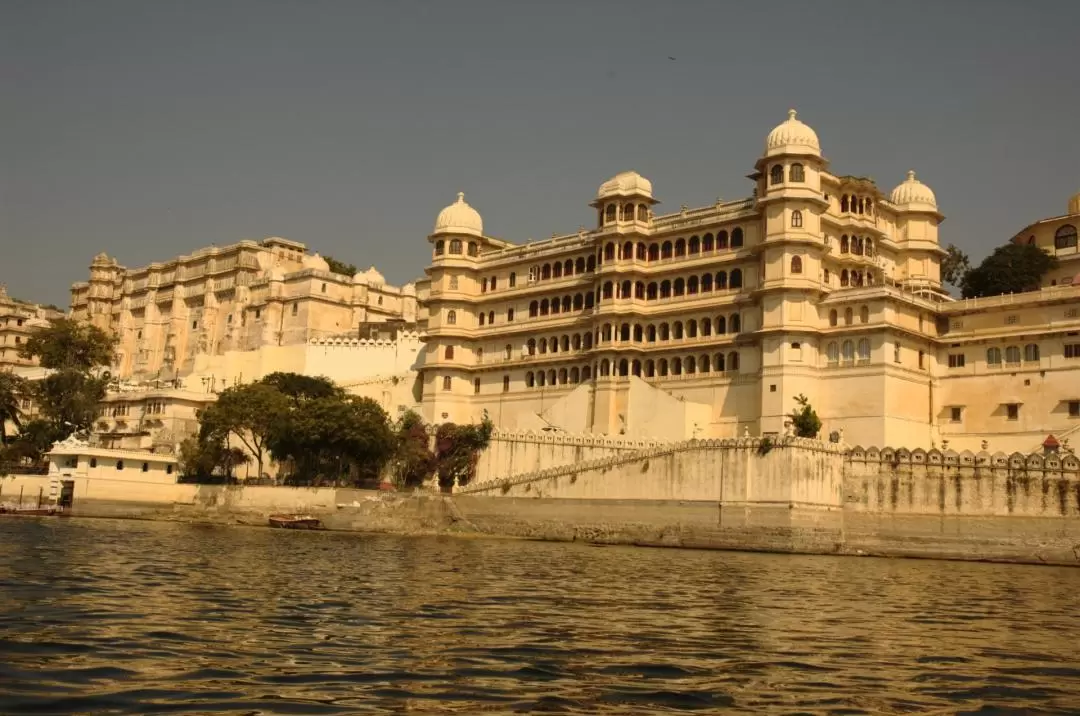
(906, 170, 916, 181)
(456, 191, 465, 202)
(787, 109, 797, 120)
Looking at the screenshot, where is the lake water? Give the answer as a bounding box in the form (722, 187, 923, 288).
(1, 518, 1079, 714)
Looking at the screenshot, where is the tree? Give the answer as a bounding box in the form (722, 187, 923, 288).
(434, 412, 494, 491)
(33, 371, 109, 437)
(788, 394, 822, 439)
(324, 255, 357, 277)
(198, 382, 290, 479)
(1, 419, 62, 463)
(18, 318, 115, 372)
(178, 436, 249, 483)
(390, 410, 437, 488)
(260, 372, 342, 408)
(940, 243, 971, 289)
(960, 243, 1058, 299)
(0, 372, 29, 445)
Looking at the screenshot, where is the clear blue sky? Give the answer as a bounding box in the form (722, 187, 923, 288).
(3, 0, 1077, 306)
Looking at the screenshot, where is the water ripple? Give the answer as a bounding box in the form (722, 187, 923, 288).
(1, 518, 1079, 714)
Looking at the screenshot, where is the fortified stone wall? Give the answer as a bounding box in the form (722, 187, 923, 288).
(472, 429, 671, 486)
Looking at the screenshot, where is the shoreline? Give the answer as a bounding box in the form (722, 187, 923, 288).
(18, 495, 1077, 569)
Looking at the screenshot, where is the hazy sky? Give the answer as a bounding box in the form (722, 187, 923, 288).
(3, 0, 1078, 306)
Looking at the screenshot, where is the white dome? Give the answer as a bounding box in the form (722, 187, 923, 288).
(433, 192, 483, 237)
(597, 171, 653, 200)
(1069, 191, 1080, 215)
(890, 170, 938, 211)
(765, 109, 821, 157)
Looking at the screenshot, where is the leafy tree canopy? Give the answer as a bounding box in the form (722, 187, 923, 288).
(199, 382, 291, 478)
(323, 255, 357, 277)
(940, 243, 971, 288)
(435, 412, 494, 490)
(788, 394, 822, 439)
(960, 243, 1058, 299)
(0, 372, 30, 446)
(260, 372, 342, 407)
(18, 318, 115, 372)
(178, 436, 249, 484)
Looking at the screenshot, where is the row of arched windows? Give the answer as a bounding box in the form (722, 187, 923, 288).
(602, 202, 651, 225)
(433, 239, 479, 257)
(528, 293, 595, 317)
(829, 305, 870, 326)
(826, 339, 872, 364)
(839, 194, 874, 216)
(526, 333, 595, 355)
(530, 256, 597, 282)
(769, 163, 806, 185)
(987, 345, 1040, 365)
(600, 270, 745, 301)
(839, 269, 874, 287)
(839, 235, 874, 256)
(599, 229, 745, 264)
(524, 352, 742, 385)
(597, 315, 741, 343)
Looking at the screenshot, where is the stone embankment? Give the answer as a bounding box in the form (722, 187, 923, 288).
(3, 437, 1078, 566)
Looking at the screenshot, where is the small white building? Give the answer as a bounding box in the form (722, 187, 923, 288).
(48, 436, 180, 485)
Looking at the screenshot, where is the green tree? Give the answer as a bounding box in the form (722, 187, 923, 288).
(1, 419, 63, 463)
(33, 371, 109, 437)
(940, 243, 971, 289)
(960, 243, 1058, 299)
(389, 410, 437, 488)
(178, 436, 249, 483)
(323, 255, 357, 277)
(787, 394, 822, 439)
(18, 318, 115, 372)
(198, 382, 290, 479)
(0, 371, 29, 445)
(434, 412, 494, 491)
(260, 372, 342, 407)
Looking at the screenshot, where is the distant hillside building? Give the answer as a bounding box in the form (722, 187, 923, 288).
(0, 286, 64, 371)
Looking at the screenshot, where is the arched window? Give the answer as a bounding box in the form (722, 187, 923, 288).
(842, 340, 855, 362)
(648, 243, 660, 261)
(701, 319, 712, 337)
(575, 257, 586, 274)
(647, 325, 657, 342)
(716, 315, 726, 334)
(620, 280, 631, 300)
(791, 256, 803, 274)
(699, 355, 710, 373)
(573, 294, 584, 310)
(602, 281, 614, 300)
(602, 324, 612, 342)
(478, 313, 485, 326)
(728, 352, 740, 372)
(90, 458, 97, 468)
(505, 344, 512, 359)
(622, 203, 634, 221)
(841, 269, 850, 287)
(729, 268, 743, 289)
(1024, 343, 1040, 362)
(730, 314, 741, 333)
(717, 230, 729, 249)
(539, 299, 549, 316)
(444, 346, 454, 359)
(449, 239, 463, 254)
(553, 262, 562, 278)
(442, 376, 452, 391)
(840, 235, 849, 253)
(620, 323, 631, 342)
(661, 241, 673, 259)
(529, 301, 538, 318)
(647, 282, 658, 300)
(857, 338, 871, 361)
(770, 165, 784, 185)
(789, 163, 805, 182)
(503, 375, 511, 392)
(604, 243, 616, 261)
(645, 360, 655, 377)
(659, 323, 670, 341)
(865, 239, 874, 257)
(827, 341, 839, 364)
(844, 307, 853, 325)
(731, 228, 744, 248)
(687, 319, 697, 338)
(548, 336, 558, 353)
(509, 271, 516, 287)
(687, 276, 699, 294)
(541, 264, 551, 280)
(583, 333, 593, 349)
(622, 241, 633, 261)
(582, 365, 592, 381)
(434, 240, 445, 256)
(507, 308, 514, 322)
(635, 281, 645, 299)
(860, 305, 869, 324)
(1055, 224, 1078, 250)
(527, 338, 536, 356)
(570, 367, 580, 383)
(561, 296, 571, 313)
(637, 204, 649, 222)
(537, 371, 546, 386)
(986, 347, 1001, 365)
(633, 324, 643, 342)
(674, 238, 686, 257)
(829, 309, 838, 327)
(467, 242, 478, 257)
(658, 359, 668, 377)
(584, 293, 595, 309)
(673, 321, 684, 340)
(618, 359, 629, 377)
(841, 195, 849, 212)
(688, 236, 700, 254)
(637, 242, 647, 261)
(572, 334, 582, 350)
(1005, 345, 1021, 364)
(559, 368, 568, 384)
(586, 255, 596, 272)
(672, 357, 682, 375)
(605, 205, 617, 224)
(660, 280, 672, 299)
(714, 353, 726, 372)
(703, 233, 714, 252)
(673, 277, 685, 296)
(446, 310, 456, 325)
(791, 210, 803, 228)
(600, 359, 610, 376)
(701, 273, 713, 292)
(116, 460, 124, 471)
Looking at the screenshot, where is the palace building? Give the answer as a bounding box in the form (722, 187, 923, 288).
(419, 110, 1080, 453)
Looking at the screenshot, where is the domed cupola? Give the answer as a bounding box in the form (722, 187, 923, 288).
(890, 170, 938, 212)
(765, 109, 821, 158)
(433, 192, 483, 237)
(596, 171, 654, 201)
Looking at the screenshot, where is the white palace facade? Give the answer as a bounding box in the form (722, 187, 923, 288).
(420, 110, 1080, 453)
